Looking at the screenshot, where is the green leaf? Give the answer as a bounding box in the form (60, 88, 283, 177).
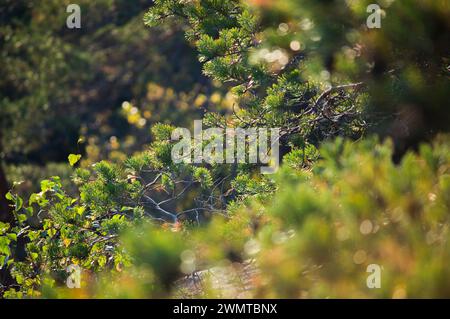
(15, 196, 23, 211)
(0, 236, 11, 255)
(68, 154, 82, 167)
(98, 255, 107, 267)
(0, 222, 10, 235)
(40, 179, 55, 192)
(29, 193, 39, 205)
(28, 231, 39, 241)
(5, 192, 13, 201)
(17, 214, 27, 224)
(76, 206, 86, 216)
(6, 233, 17, 241)
(15, 273, 24, 284)
(25, 207, 34, 217)
(0, 255, 6, 269)
(47, 228, 57, 238)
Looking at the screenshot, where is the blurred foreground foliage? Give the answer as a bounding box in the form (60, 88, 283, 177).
(1, 135, 449, 298)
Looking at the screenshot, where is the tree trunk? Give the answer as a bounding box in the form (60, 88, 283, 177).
(0, 129, 12, 223)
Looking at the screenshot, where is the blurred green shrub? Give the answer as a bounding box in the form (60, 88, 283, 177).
(253, 135, 450, 298)
(2, 135, 448, 298)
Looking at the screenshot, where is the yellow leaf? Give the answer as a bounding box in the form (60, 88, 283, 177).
(68, 154, 82, 166)
(63, 238, 71, 247)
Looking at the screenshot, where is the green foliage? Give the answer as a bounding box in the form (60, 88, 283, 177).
(283, 143, 319, 169)
(4, 135, 447, 298)
(0, 134, 236, 297)
(1, 170, 135, 297)
(193, 167, 213, 189)
(0, 0, 209, 220)
(144, 0, 367, 148)
(1, 0, 449, 300)
(254, 0, 449, 151)
(248, 135, 450, 298)
(231, 173, 275, 200)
